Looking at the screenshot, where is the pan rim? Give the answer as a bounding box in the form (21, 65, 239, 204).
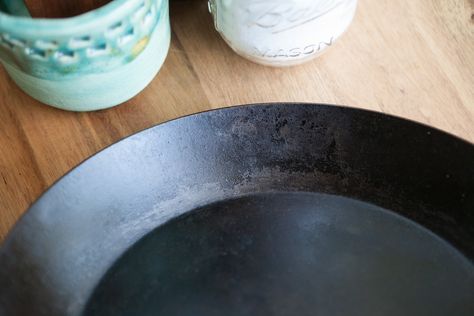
(2, 102, 473, 248)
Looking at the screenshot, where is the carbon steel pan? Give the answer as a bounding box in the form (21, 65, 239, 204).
(0, 103, 473, 316)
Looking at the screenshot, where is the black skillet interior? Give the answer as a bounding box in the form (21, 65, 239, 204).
(0, 103, 473, 316)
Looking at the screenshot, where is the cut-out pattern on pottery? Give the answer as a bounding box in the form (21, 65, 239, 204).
(0, 0, 170, 111)
(0, 0, 162, 79)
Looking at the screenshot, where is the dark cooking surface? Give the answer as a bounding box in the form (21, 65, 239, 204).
(85, 193, 474, 316)
(1, 104, 473, 316)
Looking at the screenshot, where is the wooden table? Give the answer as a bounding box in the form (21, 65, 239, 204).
(0, 0, 473, 241)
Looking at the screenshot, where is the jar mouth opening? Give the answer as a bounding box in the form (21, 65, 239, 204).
(0, 0, 145, 38)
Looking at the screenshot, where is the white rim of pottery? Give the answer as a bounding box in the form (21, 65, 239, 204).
(0, 0, 145, 39)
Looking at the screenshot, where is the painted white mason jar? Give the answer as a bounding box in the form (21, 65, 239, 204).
(208, 0, 358, 66)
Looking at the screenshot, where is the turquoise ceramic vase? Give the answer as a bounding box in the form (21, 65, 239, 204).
(0, 0, 170, 111)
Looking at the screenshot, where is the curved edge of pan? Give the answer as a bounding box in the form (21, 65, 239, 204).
(1, 103, 473, 316)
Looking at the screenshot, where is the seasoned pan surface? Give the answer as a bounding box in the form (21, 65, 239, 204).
(1, 104, 473, 316)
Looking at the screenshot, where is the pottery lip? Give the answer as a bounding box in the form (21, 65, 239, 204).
(0, 0, 147, 39)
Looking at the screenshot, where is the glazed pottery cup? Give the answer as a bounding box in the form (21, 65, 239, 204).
(0, 0, 170, 111)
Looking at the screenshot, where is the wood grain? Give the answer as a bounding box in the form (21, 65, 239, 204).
(0, 0, 473, 241)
